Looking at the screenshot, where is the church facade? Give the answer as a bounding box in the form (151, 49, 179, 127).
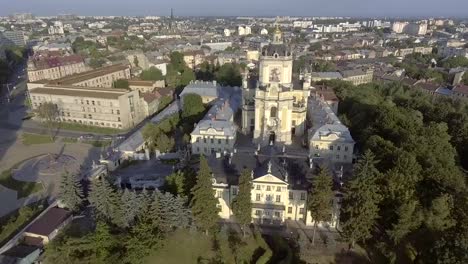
(242, 27, 311, 146)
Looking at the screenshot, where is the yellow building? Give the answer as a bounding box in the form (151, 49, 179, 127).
(209, 151, 342, 228)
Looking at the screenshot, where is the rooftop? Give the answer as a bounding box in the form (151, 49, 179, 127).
(29, 85, 129, 100)
(48, 64, 128, 85)
(26, 207, 71, 236)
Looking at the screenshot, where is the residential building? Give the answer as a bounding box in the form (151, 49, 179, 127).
(340, 69, 374, 85)
(48, 21, 65, 35)
(310, 72, 343, 82)
(190, 87, 241, 155)
(308, 93, 355, 164)
(128, 80, 165, 93)
(23, 207, 72, 246)
(0, 31, 26, 46)
(27, 55, 88, 82)
(242, 27, 311, 145)
(180, 80, 221, 104)
(209, 148, 345, 227)
(183, 50, 205, 69)
(47, 64, 131, 88)
(28, 84, 145, 129)
(0, 245, 41, 264)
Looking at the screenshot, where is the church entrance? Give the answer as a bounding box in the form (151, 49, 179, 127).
(269, 131, 276, 145)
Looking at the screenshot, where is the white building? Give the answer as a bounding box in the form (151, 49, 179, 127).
(392, 21, 409, 33)
(224, 28, 231, 37)
(48, 21, 65, 35)
(260, 28, 269, 35)
(308, 93, 355, 164)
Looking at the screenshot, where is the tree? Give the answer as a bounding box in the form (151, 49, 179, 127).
(140, 67, 164, 81)
(36, 102, 59, 140)
(190, 155, 219, 235)
(341, 150, 382, 248)
(182, 93, 205, 123)
(58, 172, 83, 212)
(88, 177, 119, 223)
(308, 167, 334, 246)
(164, 171, 186, 197)
(133, 55, 139, 68)
(215, 63, 242, 87)
(113, 79, 129, 89)
(232, 169, 252, 237)
(116, 189, 140, 228)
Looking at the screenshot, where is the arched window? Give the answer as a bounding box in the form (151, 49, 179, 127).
(270, 106, 277, 118)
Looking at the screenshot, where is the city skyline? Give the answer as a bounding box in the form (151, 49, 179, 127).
(1, 0, 468, 18)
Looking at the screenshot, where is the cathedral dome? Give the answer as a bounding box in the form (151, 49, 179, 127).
(262, 44, 291, 57)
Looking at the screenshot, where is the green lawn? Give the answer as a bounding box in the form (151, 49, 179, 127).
(62, 137, 78, 143)
(144, 228, 272, 264)
(21, 133, 54, 145)
(0, 201, 46, 246)
(49, 122, 123, 134)
(0, 159, 44, 198)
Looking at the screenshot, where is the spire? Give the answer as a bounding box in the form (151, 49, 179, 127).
(267, 160, 272, 174)
(272, 24, 283, 44)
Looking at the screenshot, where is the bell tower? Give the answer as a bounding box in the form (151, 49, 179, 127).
(272, 25, 283, 44)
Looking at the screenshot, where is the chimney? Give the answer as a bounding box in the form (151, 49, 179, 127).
(213, 80, 217, 86)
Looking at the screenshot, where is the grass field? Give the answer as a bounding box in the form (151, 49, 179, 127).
(144, 228, 272, 264)
(49, 122, 122, 134)
(0, 201, 46, 246)
(21, 133, 54, 145)
(0, 158, 44, 198)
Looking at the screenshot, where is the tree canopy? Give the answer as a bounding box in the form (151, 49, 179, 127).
(140, 67, 164, 81)
(328, 79, 468, 263)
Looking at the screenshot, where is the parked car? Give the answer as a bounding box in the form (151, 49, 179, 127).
(101, 135, 113, 140)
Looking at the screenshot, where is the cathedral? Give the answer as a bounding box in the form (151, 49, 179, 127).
(242, 27, 311, 145)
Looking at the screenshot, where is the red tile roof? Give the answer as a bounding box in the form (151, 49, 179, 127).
(453, 84, 468, 95)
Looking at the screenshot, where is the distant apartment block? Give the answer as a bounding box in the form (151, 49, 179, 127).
(0, 31, 26, 46)
(27, 55, 88, 82)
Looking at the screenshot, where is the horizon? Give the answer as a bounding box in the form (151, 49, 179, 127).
(1, 0, 468, 18)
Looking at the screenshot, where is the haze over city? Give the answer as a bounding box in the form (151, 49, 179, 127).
(1, 0, 468, 17)
(1, 2, 468, 264)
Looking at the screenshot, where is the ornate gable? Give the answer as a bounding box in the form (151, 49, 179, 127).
(253, 173, 288, 185)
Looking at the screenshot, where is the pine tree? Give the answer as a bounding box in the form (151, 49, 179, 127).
(58, 172, 84, 212)
(116, 189, 139, 228)
(341, 150, 383, 248)
(190, 155, 219, 235)
(232, 169, 252, 237)
(308, 166, 334, 246)
(89, 178, 119, 222)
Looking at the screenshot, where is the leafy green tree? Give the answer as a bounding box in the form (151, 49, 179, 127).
(312, 60, 336, 72)
(341, 150, 382, 248)
(164, 171, 186, 197)
(140, 67, 164, 81)
(232, 169, 252, 237)
(190, 155, 219, 235)
(133, 56, 139, 68)
(36, 102, 59, 140)
(113, 79, 129, 89)
(215, 63, 242, 87)
(58, 172, 83, 212)
(182, 93, 205, 124)
(308, 166, 334, 245)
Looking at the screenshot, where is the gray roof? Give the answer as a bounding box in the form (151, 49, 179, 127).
(180, 81, 219, 98)
(308, 95, 354, 143)
(311, 72, 343, 79)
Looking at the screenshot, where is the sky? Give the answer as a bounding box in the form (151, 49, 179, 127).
(0, 0, 467, 18)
